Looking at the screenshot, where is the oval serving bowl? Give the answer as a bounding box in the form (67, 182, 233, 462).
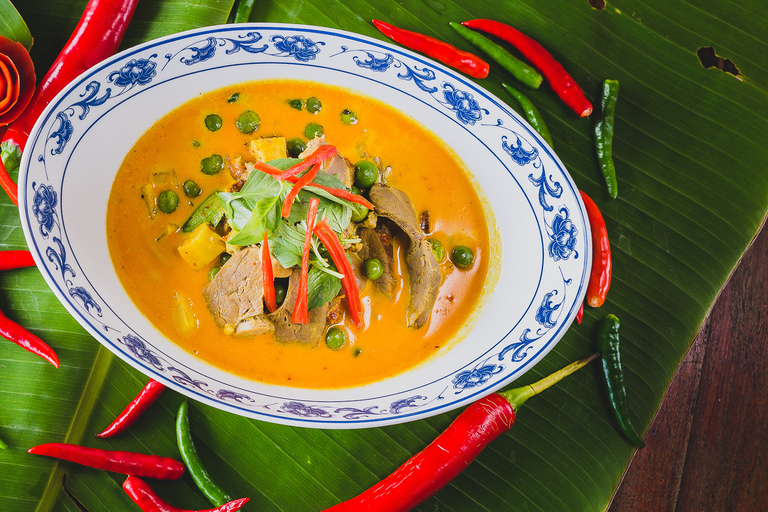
(19, 23, 589, 429)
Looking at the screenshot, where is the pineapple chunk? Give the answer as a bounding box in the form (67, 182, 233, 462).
(177, 223, 225, 269)
(172, 292, 197, 335)
(248, 136, 287, 162)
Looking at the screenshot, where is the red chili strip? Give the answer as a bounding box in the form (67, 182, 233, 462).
(576, 301, 584, 324)
(96, 379, 166, 438)
(27, 443, 184, 480)
(0, 249, 35, 271)
(123, 476, 249, 512)
(262, 232, 277, 313)
(304, 183, 374, 210)
(372, 19, 489, 79)
(461, 19, 592, 117)
(292, 197, 320, 324)
(0, 305, 58, 367)
(313, 219, 363, 329)
(1, 0, 139, 205)
(275, 144, 337, 181)
(580, 191, 611, 307)
(280, 162, 320, 218)
(250, 161, 282, 176)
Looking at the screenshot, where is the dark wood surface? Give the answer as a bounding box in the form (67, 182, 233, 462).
(608, 222, 768, 511)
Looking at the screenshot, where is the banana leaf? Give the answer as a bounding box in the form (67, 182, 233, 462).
(1, 0, 766, 510)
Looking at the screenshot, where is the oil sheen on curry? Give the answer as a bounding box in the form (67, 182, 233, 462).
(107, 79, 493, 389)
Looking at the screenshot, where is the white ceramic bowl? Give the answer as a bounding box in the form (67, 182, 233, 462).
(19, 23, 589, 428)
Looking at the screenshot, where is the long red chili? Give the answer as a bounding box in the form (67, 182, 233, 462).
(322, 354, 598, 511)
(123, 476, 249, 512)
(461, 19, 592, 117)
(0, 302, 59, 367)
(581, 190, 611, 307)
(313, 219, 363, 328)
(292, 197, 319, 324)
(96, 379, 166, 438)
(27, 442, 184, 479)
(0, 249, 35, 270)
(0, 0, 140, 205)
(261, 231, 277, 313)
(372, 19, 489, 79)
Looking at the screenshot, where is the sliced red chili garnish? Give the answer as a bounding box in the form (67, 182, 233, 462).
(280, 162, 321, 218)
(261, 232, 277, 314)
(292, 197, 320, 324)
(275, 144, 337, 181)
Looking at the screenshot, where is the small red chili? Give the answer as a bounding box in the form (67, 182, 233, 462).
(461, 19, 593, 117)
(123, 476, 249, 512)
(1, 0, 140, 205)
(96, 379, 166, 438)
(576, 301, 584, 324)
(322, 354, 598, 511)
(580, 190, 612, 307)
(372, 19, 489, 79)
(27, 442, 184, 480)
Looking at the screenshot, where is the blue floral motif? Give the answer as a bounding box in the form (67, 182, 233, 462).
(281, 401, 332, 418)
(169, 367, 211, 393)
(548, 206, 578, 262)
(528, 166, 563, 212)
(452, 364, 503, 391)
(108, 56, 157, 88)
(45, 238, 74, 281)
(49, 112, 74, 156)
(179, 38, 218, 65)
(71, 81, 112, 120)
(395, 64, 438, 93)
(270, 34, 324, 62)
(70, 286, 102, 317)
(442, 83, 484, 125)
(224, 32, 268, 55)
(32, 183, 58, 237)
(389, 395, 426, 414)
(502, 134, 539, 166)
(216, 389, 255, 404)
(121, 334, 164, 370)
(349, 49, 394, 72)
(535, 290, 561, 329)
(334, 406, 381, 420)
(499, 329, 538, 362)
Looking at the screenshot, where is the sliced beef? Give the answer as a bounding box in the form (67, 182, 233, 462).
(357, 226, 396, 297)
(323, 155, 354, 188)
(269, 269, 329, 346)
(368, 183, 442, 329)
(202, 247, 274, 337)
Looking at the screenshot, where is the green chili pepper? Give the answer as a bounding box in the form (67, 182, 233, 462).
(176, 400, 232, 506)
(597, 314, 646, 447)
(449, 22, 543, 89)
(594, 79, 620, 198)
(232, 0, 255, 23)
(502, 83, 553, 148)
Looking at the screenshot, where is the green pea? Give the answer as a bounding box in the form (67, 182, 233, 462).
(204, 114, 222, 132)
(288, 99, 303, 110)
(451, 245, 475, 269)
(227, 92, 240, 103)
(183, 180, 201, 198)
(340, 109, 357, 125)
(363, 258, 384, 280)
(353, 347, 362, 357)
(201, 154, 224, 175)
(192, 141, 200, 147)
(208, 266, 221, 281)
(286, 137, 306, 158)
(236, 110, 260, 134)
(354, 160, 378, 189)
(219, 252, 232, 266)
(305, 96, 322, 114)
(429, 239, 446, 262)
(325, 326, 347, 350)
(157, 190, 179, 213)
(274, 279, 288, 306)
(304, 122, 323, 139)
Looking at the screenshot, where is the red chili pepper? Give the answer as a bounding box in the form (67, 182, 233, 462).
(322, 354, 598, 511)
(281, 162, 321, 218)
(576, 301, 584, 324)
(0, 35, 36, 128)
(292, 197, 320, 324)
(0, 249, 35, 271)
(313, 219, 363, 329)
(0, 302, 58, 367)
(1, 0, 139, 205)
(96, 379, 166, 438)
(461, 19, 592, 117)
(262, 232, 277, 314)
(275, 144, 337, 181)
(580, 190, 611, 307)
(372, 19, 489, 79)
(123, 476, 249, 512)
(27, 442, 184, 480)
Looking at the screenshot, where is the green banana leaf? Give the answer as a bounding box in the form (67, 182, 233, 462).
(1, 0, 766, 510)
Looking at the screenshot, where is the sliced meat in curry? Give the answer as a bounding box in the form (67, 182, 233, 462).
(270, 269, 330, 346)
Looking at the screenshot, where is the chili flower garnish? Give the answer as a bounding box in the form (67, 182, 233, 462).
(27, 442, 185, 479)
(372, 19, 489, 79)
(461, 19, 593, 117)
(97, 379, 166, 438)
(322, 353, 598, 511)
(123, 476, 249, 512)
(0, 35, 35, 128)
(580, 191, 612, 308)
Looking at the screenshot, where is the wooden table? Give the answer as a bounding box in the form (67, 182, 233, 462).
(608, 222, 768, 510)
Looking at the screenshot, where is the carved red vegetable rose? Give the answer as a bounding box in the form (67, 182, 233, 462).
(0, 35, 35, 127)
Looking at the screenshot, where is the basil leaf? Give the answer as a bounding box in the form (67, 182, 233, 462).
(307, 265, 342, 310)
(271, 221, 305, 268)
(227, 196, 282, 246)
